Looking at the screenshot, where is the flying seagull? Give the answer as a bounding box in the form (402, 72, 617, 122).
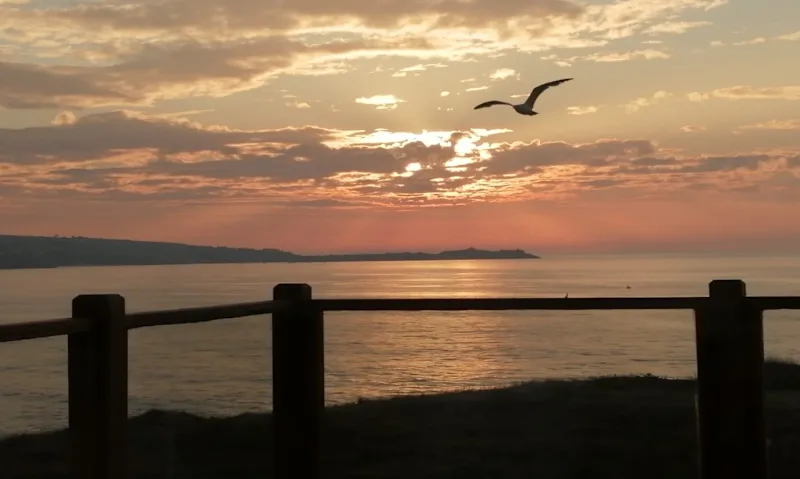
(474, 78, 573, 116)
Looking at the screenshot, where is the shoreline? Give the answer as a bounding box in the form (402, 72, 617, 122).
(0, 234, 540, 270)
(2, 359, 799, 478)
(0, 254, 537, 271)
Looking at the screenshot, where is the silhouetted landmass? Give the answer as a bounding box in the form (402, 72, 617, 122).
(2, 358, 798, 478)
(0, 234, 539, 270)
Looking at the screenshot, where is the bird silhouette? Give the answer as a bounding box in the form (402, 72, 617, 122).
(474, 78, 573, 116)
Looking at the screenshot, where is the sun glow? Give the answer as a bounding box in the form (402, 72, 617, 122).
(328, 128, 512, 149)
(315, 127, 523, 198)
(405, 162, 422, 172)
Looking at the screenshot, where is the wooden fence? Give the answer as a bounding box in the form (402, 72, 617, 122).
(2, 278, 800, 479)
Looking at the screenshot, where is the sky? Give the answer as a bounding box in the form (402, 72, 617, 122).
(0, 0, 799, 255)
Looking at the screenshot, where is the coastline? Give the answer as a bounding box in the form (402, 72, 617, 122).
(0, 234, 540, 270)
(2, 359, 798, 478)
(0, 254, 537, 271)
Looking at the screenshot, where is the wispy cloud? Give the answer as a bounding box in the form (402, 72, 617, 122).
(391, 63, 448, 77)
(625, 85, 800, 113)
(738, 119, 800, 131)
(489, 68, 517, 81)
(287, 101, 312, 109)
(567, 106, 598, 115)
(624, 90, 673, 112)
(645, 21, 711, 35)
(681, 125, 707, 133)
(542, 49, 669, 66)
(709, 29, 800, 48)
(733, 37, 766, 46)
(585, 49, 670, 62)
(355, 94, 406, 110)
(778, 30, 800, 41)
(689, 86, 800, 101)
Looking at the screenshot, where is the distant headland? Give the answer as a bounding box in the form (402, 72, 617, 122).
(0, 234, 540, 270)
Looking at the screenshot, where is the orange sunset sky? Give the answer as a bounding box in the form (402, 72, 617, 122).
(1, 0, 799, 254)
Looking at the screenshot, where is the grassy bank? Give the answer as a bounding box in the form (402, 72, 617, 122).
(3, 359, 800, 478)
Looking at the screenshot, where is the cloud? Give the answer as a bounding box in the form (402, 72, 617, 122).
(680, 125, 707, 133)
(738, 119, 800, 131)
(1, 0, 584, 38)
(567, 106, 598, 115)
(152, 109, 215, 119)
(688, 86, 800, 101)
(732, 37, 766, 46)
(0, 110, 340, 166)
(489, 68, 518, 81)
(51, 110, 78, 126)
(778, 30, 800, 41)
(0, 0, 733, 109)
(354, 94, 406, 110)
(390, 63, 447, 77)
(687, 92, 707, 102)
(1, 110, 798, 209)
(622, 85, 800, 108)
(586, 49, 670, 62)
(0, 0, 723, 49)
(542, 48, 670, 66)
(624, 90, 673, 112)
(645, 21, 711, 35)
(707, 29, 800, 48)
(0, 36, 443, 109)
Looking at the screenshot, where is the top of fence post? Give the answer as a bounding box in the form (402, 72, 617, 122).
(709, 279, 746, 298)
(273, 283, 312, 300)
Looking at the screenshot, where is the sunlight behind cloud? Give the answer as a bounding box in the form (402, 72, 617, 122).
(332, 129, 453, 147)
(405, 162, 422, 172)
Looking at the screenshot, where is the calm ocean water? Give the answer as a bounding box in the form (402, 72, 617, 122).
(1, 253, 799, 436)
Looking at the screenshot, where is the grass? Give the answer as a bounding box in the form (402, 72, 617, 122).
(3, 359, 800, 478)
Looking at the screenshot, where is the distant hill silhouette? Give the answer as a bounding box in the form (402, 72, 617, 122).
(0, 235, 539, 269)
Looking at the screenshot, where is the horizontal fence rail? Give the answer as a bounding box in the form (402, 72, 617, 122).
(0, 316, 90, 343)
(1, 278, 799, 479)
(312, 296, 709, 311)
(126, 299, 285, 329)
(750, 296, 800, 310)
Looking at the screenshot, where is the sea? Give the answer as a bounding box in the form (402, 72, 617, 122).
(1, 252, 799, 437)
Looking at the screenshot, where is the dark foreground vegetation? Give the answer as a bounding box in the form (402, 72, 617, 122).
(0, 234, 539, 269)
(2, 359, 799, 478)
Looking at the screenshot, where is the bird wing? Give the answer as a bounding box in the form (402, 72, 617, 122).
(524, 78, 573, 108)
(474, 100, 513, 110)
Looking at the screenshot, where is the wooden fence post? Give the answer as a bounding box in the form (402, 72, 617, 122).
(694, 279, 767, 479)
(272, 283, 324, 479)
(68, 294, 129, 479)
